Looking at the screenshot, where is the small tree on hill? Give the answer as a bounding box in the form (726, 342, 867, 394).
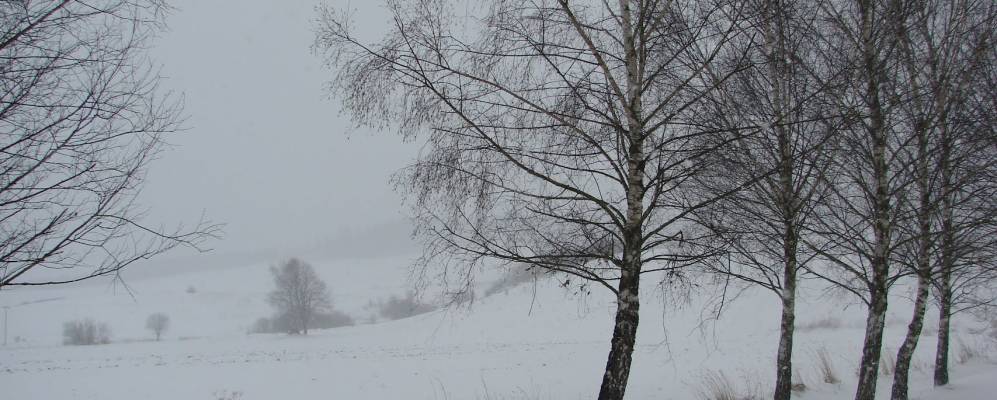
(146, 313, 170, 341)
(267, 258, 331, 335)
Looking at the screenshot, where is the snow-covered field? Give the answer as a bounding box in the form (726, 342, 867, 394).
(1, 255, 994, 399)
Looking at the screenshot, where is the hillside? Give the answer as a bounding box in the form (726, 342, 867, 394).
(1, 256, 994, 399)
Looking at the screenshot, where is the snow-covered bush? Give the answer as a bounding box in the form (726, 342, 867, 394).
(250, 310, 354, 334)
(375, 291, 436, 320)
(249, 317, 274, 334)
(62, 318, 112, 345)
(483, 265, 543, 297)
(957, 337, 982, 364)
(213, 390, 243, 400)
(311, 310, 355, 329)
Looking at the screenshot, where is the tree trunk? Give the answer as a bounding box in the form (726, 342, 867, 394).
(933, 126, 955, 387)
(891, 115, 932, 400)
(773, 126, 799, 400)
(598, 267, 641, 400)
(933, 248, 953, 387)
(774, 282, 797, 400)
(890, 272, 929, 400)
(854, 0, 892, 397)
(855, 289, 889, 400)
(597, 3, 643, 399)
(934, 288, 951, 386)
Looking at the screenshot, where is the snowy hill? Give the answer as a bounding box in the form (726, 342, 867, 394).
(1, 256, 994, 399)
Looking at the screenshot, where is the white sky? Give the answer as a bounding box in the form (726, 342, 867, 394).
(136, 1, 419, 272)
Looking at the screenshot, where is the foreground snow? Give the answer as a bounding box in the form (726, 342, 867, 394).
(1, 257, 994, 399)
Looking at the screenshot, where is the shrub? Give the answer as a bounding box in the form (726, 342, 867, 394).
(249, 317, 273, 334)
(376, 291, 436, 320)
(250, 310, 354, 334)
(213, 390, 243, 400)
(791, 369, 807, 392)
(63, 318, 112, 345)
(311, 310, 356, 329)
(956, 338, 980, 364)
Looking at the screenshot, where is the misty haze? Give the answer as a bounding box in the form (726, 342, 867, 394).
(1, 1, 995, 400)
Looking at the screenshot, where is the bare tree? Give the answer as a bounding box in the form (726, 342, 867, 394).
(145, 312, 169, 341)
(267, 258, 331, 335)
(315, 1, 755, 398)
(689, 1, 840, 399)
(801, 1, 914, 399)
(62, 318, 111, 345)
(0, 0, 219, 288)
(885, 0, 996, 397)
(930, 55, 997, 386)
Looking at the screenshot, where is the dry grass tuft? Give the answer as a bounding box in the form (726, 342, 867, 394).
(814, 347, 840, 384)
(957, 337, 981, 364)
(695, 370, 763, 400)
(880, 347, 896, 376)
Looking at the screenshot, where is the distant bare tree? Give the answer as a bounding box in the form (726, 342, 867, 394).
(0, 0, 219, 288)
(145, 312, 169, 341)
(267, 258, 331, 335)
(316, 1, 756, 398)
(62, 318, 111, 345)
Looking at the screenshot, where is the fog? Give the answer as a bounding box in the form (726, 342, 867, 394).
(136, 0, 417, 273)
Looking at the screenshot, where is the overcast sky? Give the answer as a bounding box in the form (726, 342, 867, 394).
(135, 1, 418, 272)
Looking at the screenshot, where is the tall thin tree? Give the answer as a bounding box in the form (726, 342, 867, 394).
(315, 1, 754, 398)
(689, 1, 837, 399)
(887, 0, 996, 396)
(805, 1, 910, 399)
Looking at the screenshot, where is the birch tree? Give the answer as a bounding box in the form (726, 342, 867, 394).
(886, 0, 996, 397)
(930, 58, 997, 386)
(689, 1, 838, 399)
(804, 1, 911, 399)
(315, 1, 752, 398)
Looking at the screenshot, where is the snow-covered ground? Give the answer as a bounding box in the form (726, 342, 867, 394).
(1, 256, 994, 399)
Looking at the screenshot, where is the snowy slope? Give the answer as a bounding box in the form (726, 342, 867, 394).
(1, 256, 994, 399)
